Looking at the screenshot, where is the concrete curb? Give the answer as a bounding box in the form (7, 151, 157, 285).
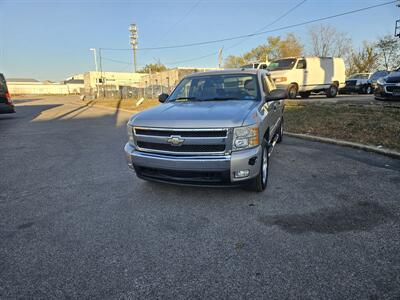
(284, 132, 400, 159)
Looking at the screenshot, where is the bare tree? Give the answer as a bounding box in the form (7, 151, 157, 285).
(308, 25, 352, 58)
(376, 35, 400, 70)
(347, 42, 378, 76)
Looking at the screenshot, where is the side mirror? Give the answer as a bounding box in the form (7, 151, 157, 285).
(265, 89, 287, 102)
(158, 93, 169, 103)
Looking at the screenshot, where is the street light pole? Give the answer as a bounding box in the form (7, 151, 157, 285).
(89, 48, 98, 72)
(99, 48, 105, 98)
(218, 48, 223, 69)
(129, 24, 138, 72)
(396, 1, 400, 38)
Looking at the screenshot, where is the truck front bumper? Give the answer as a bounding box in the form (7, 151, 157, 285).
(124, 143, 262, 186)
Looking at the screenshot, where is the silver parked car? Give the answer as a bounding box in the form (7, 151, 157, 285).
(124, 69, 286, 192)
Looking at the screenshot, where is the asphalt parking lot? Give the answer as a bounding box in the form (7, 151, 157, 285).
(1, 95, 399, 299)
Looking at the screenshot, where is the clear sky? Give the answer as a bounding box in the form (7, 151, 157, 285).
(0, 0, 399, 81)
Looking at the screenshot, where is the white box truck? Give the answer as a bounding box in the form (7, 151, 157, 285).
(267, 57, 346, 99)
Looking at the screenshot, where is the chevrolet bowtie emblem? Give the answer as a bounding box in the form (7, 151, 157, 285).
(167, 135, 184, 146)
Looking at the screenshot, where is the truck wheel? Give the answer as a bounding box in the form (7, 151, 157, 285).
(326, 85, 338, 98)
(250, 140, 269, 192)
(299, 91, 310, 99)
(287, 84, 298, 99)
(277, 118, 283, 143)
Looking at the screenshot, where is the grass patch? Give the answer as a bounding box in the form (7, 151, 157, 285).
(285, 104, 400, 151)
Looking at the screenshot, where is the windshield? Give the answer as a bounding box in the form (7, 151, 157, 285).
(348, 73, 370, 79)
(370, 71, 388, 80)
(241, 63, 258, 69)
(267, 59, 297, 71)
(168, 74, 260, 101)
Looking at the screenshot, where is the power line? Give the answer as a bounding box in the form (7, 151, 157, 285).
(102, 0, 306, 69)
(224, 0, 307, 52)
(152, 0, 202, 47)
(100, 0, 396, 51)
(166, 50, 219, 65)
(102, 50, 218, 67)
(102, 56, 132, 65)
(257, 0, 308, 34)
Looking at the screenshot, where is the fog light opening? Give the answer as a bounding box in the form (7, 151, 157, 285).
(235, 170, 250, 178)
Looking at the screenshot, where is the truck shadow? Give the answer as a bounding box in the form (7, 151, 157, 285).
(258, 201, 397, 234)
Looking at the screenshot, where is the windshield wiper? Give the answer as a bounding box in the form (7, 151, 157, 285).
(170, 97, 199, 102)
(201, 97, 241, 101)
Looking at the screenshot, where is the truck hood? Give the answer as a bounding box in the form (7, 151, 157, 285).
(268, 70, 288, 78)
(130, 100, 258, 128)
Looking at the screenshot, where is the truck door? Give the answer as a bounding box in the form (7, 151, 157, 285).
(295, 59, 307, 91)
(261, 74, 280, 138)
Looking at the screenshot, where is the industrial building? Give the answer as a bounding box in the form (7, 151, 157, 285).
(6, 68, 220, 96)
(138, 67, 220, 95)
(7, 78, 84, 95)
(83, 71, 145, 93)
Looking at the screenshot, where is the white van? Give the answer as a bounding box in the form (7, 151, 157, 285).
(267, 57, 346, 99)
(241, 62, 268, 70)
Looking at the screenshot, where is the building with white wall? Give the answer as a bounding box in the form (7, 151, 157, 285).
(7, 78, 84, 95)
(138, 67, 220, 94)
(83, 71, 145, 92)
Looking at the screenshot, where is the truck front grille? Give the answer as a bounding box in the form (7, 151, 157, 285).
(135, 128, 227, 137)
(385, 86, 400, 93)
(134, 127, 229, 155)
(137, 141, 225, 153)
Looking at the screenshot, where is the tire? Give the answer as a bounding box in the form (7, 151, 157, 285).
(276, 118, 283, 143)
(326, 85, 338, 98)
(287, 84, 298, 99)
(249, 139, 269, 192)
(360, 85, 367, 94)
(299, 91, 311, 99)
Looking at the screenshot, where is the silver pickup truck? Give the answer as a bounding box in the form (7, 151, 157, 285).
(124, 69, 286, 192)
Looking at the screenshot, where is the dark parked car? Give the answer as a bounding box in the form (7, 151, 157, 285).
(374, 70, 400, 101)
(367, 70, 390, 93)
(0, 73, 15, 114)
(339, 73, 371, 94)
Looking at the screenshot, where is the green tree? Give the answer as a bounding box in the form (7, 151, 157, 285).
(223, 33, 303, 68)
(223, 55, 246, 68)
(278, 33, 304, 58)
(138, 63, 167, 73)
(375, 35, 400, 70)
(347, 42, 378, 76)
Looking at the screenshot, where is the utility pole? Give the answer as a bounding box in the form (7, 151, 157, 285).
(150, 69, 154, 98)
(129, 24, 138, 72)
(218, 47, 223, 69)
(99, 48, 105, 98)
(89, 48, 98, 72)
(396, 1, 400, 38)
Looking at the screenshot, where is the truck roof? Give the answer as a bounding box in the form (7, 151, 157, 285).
(272, 56, 341, 60)
(186, 68, 263, 78)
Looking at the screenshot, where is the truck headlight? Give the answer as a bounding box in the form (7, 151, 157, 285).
(127, 123, 134, 145)
(377, 78, 385, 85)
(233, 125, 259, 151)
(274, 77, 287, 83)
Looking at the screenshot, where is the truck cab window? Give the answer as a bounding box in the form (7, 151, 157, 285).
(296, 60, 306, 69)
